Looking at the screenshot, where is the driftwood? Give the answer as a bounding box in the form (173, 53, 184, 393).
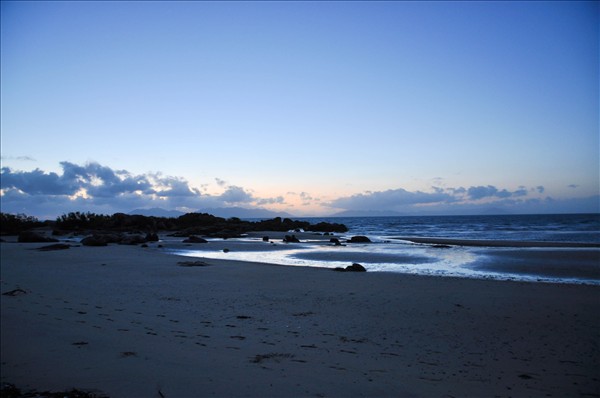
(2, 288, 27, 296)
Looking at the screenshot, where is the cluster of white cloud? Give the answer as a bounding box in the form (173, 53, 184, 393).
(0, 162, 284, 219)
(1, 161, 598, 219)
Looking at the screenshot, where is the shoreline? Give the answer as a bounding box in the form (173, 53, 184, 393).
(1, 241, 599, 397)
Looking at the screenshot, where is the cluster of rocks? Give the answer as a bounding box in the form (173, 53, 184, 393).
(80, 232, 159, 247)
(17, 231, 58, 243)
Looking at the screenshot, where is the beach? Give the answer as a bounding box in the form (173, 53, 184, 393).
(1, 239, 599, 397)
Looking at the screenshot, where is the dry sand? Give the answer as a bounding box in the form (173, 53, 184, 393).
(1, 240, 599, 397)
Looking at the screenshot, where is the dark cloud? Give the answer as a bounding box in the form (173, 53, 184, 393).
(537, 186, 545, 193)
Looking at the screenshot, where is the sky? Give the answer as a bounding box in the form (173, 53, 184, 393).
(1, 1, 599, 219)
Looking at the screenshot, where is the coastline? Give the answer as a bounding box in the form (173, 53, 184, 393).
(1, 241, 599, 397)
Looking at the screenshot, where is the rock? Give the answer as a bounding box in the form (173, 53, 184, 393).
(283, 234, 300, 243)
(334, 263, 367, 272)
(330, 238, 342, 246)
(145, 233, 159, 242)
(262, 236, 270, 242)
(223, 248, 230, 253)
(17, 231, 58, 243)
(36, 243, 71, 251)
(182, 236, 208, 243)
(81, 236, 108, 246)
(348, 236, 371, 243)
(98, 233, 123, 244)
(347, 263, 367, 272)
(120, 235, 147, 245)
(431, 244, 452, 249)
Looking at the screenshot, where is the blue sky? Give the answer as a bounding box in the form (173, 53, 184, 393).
(1, 1, 598, 219)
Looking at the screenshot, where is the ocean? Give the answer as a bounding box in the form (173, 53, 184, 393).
(170, 213, 600, 285)
(298, 213, 600, 244)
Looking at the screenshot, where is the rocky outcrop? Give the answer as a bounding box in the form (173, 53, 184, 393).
(17, 231, 58, 243)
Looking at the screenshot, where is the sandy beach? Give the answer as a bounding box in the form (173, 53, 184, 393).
(1, 239, 599, 397)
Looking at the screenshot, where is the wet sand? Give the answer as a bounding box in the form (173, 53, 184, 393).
(1, 240, 599, 397)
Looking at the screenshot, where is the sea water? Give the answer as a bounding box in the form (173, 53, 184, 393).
(170, 214, 600, 285)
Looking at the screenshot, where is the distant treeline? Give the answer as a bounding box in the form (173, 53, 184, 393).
(0, 212, 348, 237)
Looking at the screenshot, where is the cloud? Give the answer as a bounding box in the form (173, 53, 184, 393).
(1, 155, 36, 162)
(0, 162, 221, 218)
(256, 196, 285, 205)
(328, 188, 454, 211)
(1, 167, 78, 195)
(218, 185, 255, 204)
(568, 184, 579, 189)
(326, 184, 584, 215)
(215, 178, 227, 187)
(1, 161, 596, 218)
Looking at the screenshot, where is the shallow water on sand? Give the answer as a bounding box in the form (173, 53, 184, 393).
(167, 237, 600, 285)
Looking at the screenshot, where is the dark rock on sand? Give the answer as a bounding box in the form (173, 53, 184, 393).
(81, 235, 109, 246)
(36, 243, 71, 251)
(81, 233, 124, 246)
(145, 233, 159, 242)
(17, 231, 59, 243)
(348, 236, 372, 243)
(283, 235, 300, 243)
(120, 235, 147, 245)
(334, 263, 367, 272)
(182, 236, 208, 243)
